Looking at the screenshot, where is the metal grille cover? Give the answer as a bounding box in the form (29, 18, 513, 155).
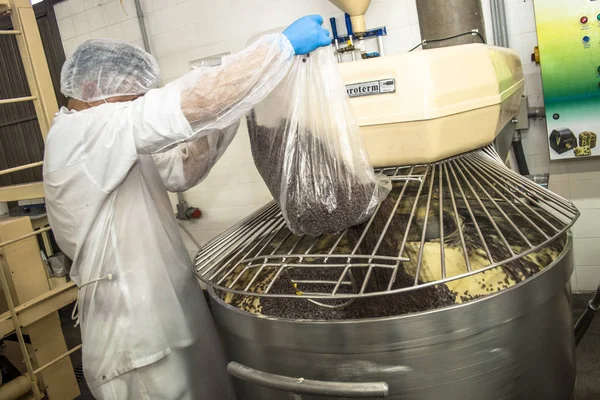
(194, 147, 578, 301)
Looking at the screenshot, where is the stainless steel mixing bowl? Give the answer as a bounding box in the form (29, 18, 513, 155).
(209, 234, 575, 400)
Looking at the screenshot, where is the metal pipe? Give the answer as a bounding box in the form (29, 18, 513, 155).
(330, 17, 343, 63)
(490, 0, 500, 46)
(0, 161, 43, 176)
(0, 30, 20, 35)
(0, 374, 31, 400)
(377, 35, 385, 56)
(0, 261, 42, 399)
(496, 0, 509, 47)
(227, 362, 389, 398)
(345, 14, 357, 61)
(0, 226, 50, 249)
(179, 221, 201, 250)
(490, 0, 509, 47)
(133, 0, 151, 53)
(575, 284, 600, 346)
(0, 96, 36, 105)
(512, 132, 530, 175)
(33, 344, 82, 375)
(416, 0, 487, 49)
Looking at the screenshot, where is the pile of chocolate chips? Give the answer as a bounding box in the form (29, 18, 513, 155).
(247, 111, 384, 236)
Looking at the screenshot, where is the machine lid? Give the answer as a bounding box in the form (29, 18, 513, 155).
(338, 44, 524, 126)
(195, 146, 578, 308)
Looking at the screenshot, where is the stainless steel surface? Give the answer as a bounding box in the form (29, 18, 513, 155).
(494, 117, 517, 162)
(528, 106, 546, 120)
(210, 234, 576, 399)
(416, 0, 487, 49)
(515, 96, 530, 131)
(575, 284, 600, 346)
(527, 173, 550, 189)
(133, 0, 151, 53)
(377, 36, 385, 56)
(227, 362, 389, 398)
(195, 147, 579, 301)
(491, 0, 509, 47)
(334, 39, 342, 62)
(590, 285, 600, 310)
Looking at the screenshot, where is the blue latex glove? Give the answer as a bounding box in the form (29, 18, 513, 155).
(283, 15, 331, 55)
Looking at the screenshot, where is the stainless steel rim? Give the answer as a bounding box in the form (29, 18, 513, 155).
(207, 234, 574, 349)
(195, 146, 579, 301)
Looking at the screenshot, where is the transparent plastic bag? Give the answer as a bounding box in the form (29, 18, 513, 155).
(247, 47, 391, 236)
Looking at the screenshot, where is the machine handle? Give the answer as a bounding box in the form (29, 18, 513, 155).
(345, 13, 353, 37)
(330, 17, 339, 40)
(227, 362, 389, 398)
(575, 283, 600, 347)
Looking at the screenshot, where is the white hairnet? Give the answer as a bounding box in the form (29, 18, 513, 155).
(60, 39, 161, 103)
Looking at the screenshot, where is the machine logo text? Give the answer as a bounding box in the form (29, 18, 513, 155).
(346, 79, 396, 98)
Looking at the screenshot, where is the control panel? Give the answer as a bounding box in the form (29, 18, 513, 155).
(534, 0, 600, 160)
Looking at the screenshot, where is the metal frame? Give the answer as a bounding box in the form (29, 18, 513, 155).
(0, 0, 56, 201)
(0, 0, 80, 398)
(195, 146, 579, 301)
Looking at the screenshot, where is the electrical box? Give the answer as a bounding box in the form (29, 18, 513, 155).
(534, 0, 600, 160)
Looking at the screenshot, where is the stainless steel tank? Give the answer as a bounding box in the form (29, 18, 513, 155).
(196, 147, 580, 399)
(416, 0, 487, 49)
(210, 238, 574, 399)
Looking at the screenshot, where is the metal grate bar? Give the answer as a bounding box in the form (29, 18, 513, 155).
(215, 214, 285, 285)
(466, 156, 552, 239)
(240, 226, 292, 292)
(447, 161, 494, 263)
(457, 158, 533, 248)
(470, 156, 575, 228)
(387, 166, 429, 290)
(414, 164, 436, 285)
(471, 152, 576, 214)
(264, 236, 304, 294)
(358, 167, 414, 294)
(452, 158, 515, 256)
(444, 163, 471, 272)
(439, 164, 446, 279)
(330, 196, 387, 296)
(195, 147, 579, 301)
(207, 206, 281, 282)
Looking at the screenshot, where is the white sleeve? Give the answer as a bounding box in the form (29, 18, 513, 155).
(130, 33, 294, 155)
(151, 121, 240, 192)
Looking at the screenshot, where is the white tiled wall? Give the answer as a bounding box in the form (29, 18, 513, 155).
(52, 0, 600, 290)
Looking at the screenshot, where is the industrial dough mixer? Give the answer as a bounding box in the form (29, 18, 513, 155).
(194, 1, 593, 399)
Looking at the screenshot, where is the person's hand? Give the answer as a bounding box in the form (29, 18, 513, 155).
(283, 15, 331, 55)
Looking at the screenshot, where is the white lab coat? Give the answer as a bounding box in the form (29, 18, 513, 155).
(43, 33, 294, 398)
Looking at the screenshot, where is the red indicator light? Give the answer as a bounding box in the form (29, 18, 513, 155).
(581, 16, 589, 24)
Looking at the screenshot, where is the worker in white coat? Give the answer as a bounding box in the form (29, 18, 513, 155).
(43, 15, 331, 399)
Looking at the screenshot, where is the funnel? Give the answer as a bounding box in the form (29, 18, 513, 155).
(329, 0, 372, 33)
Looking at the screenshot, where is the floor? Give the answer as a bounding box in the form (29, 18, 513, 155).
(573, 293, 600, 400)
(61, 293, 599, 400)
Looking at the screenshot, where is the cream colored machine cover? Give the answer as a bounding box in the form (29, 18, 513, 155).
(339, 44, 524, 167)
